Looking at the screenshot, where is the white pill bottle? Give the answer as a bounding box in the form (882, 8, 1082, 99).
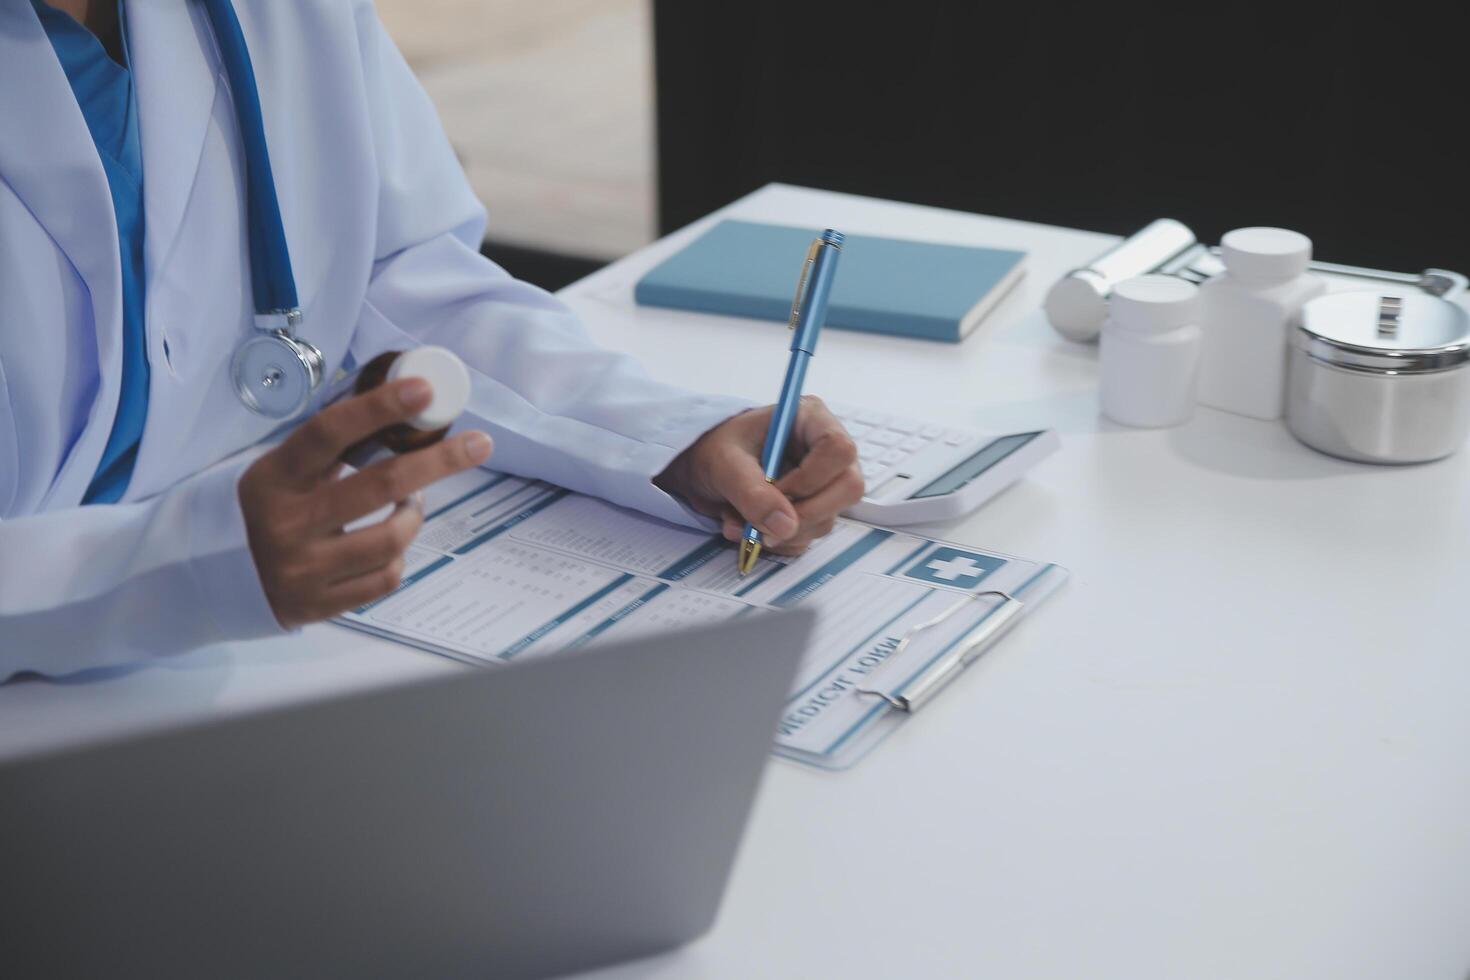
(1198, 227, 1327, 420)
(1099, 275, 1202, 428)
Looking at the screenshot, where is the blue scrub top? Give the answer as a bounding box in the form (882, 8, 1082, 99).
(34, 0, 150, 505)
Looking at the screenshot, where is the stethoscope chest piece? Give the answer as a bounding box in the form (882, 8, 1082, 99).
(231, 330, 324, 419)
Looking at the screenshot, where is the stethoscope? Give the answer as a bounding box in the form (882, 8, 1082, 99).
(200, 0, 324, 419)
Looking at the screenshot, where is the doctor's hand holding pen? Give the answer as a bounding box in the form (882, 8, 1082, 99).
(238, 377, 493, 629)
(656, 395, 865, 559)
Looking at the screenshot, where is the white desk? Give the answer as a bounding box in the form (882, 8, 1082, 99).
(5, 184, 1468, 979)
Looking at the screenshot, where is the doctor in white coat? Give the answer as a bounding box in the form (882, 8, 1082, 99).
(0, 0, 863, 680)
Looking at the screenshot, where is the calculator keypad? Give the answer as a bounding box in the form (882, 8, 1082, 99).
(830, 405, 974, 488)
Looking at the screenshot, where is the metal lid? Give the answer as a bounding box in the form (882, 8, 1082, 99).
(1294, 292, 1470, 374)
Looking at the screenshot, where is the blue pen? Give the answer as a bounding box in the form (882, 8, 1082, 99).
(738, 228, 845, 575)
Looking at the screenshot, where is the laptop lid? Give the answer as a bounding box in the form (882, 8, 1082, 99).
(0, 608, 814, 979)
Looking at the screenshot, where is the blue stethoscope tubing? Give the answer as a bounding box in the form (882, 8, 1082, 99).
(202, 0, 324, 419)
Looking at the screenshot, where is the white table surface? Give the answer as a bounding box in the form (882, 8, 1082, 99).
(4, 184, 1467, 980)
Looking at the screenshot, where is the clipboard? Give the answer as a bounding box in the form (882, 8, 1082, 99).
(770, 556, 1067, 771)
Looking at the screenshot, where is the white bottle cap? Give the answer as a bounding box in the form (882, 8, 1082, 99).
(1219, 227, 1313, 281)
(1108, 275, 1199, 333)
(386, 345, 471, 431)
(1044, 270, 1110, 343)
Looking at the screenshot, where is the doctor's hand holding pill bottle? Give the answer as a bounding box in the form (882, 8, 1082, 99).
(237, 374, 492, 629)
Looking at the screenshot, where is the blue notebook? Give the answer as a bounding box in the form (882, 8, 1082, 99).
(634, 220, 1026, 342)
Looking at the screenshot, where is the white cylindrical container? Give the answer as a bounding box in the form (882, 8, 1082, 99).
(1197, 227, 1327, 420)
(1100, 275, 1203, 428)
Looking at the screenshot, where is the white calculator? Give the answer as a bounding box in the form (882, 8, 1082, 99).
(830, 404, 1059, 526)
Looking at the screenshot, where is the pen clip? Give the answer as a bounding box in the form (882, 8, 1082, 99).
(787, 239, 823, 331)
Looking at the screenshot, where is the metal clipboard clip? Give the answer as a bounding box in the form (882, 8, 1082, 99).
(855, 590, 1024, 713)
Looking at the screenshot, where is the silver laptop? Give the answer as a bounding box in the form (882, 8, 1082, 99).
(0, 609, 813, 979)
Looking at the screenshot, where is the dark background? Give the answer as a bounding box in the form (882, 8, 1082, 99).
(651, 2, 1467, 276)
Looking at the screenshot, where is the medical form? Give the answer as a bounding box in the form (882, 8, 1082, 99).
(337, 469, 1066, 768)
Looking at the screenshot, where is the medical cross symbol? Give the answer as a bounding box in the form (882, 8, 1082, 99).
(926, 555, 986, 582)
(903, 547, 1002, 589)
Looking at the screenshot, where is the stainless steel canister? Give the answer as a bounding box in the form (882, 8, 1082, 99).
(1286, 292, 1470, 463)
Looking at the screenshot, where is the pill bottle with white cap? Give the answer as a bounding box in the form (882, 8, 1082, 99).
(1197, 227, 1326, 420)
(338, 346, 471, 459)
(1100, 275, 1203, 428)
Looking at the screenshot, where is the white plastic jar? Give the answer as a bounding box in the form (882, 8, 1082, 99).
(1100, 275, 1202, 428)
(1198, 227, 1327, 420)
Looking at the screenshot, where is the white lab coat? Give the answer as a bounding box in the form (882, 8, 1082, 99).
(0, 0, 745, 680)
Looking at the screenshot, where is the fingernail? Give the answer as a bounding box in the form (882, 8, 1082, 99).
(463, 431, 493, 463)
(399, 378, 432, 409)
(763, 510, 798, 542)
